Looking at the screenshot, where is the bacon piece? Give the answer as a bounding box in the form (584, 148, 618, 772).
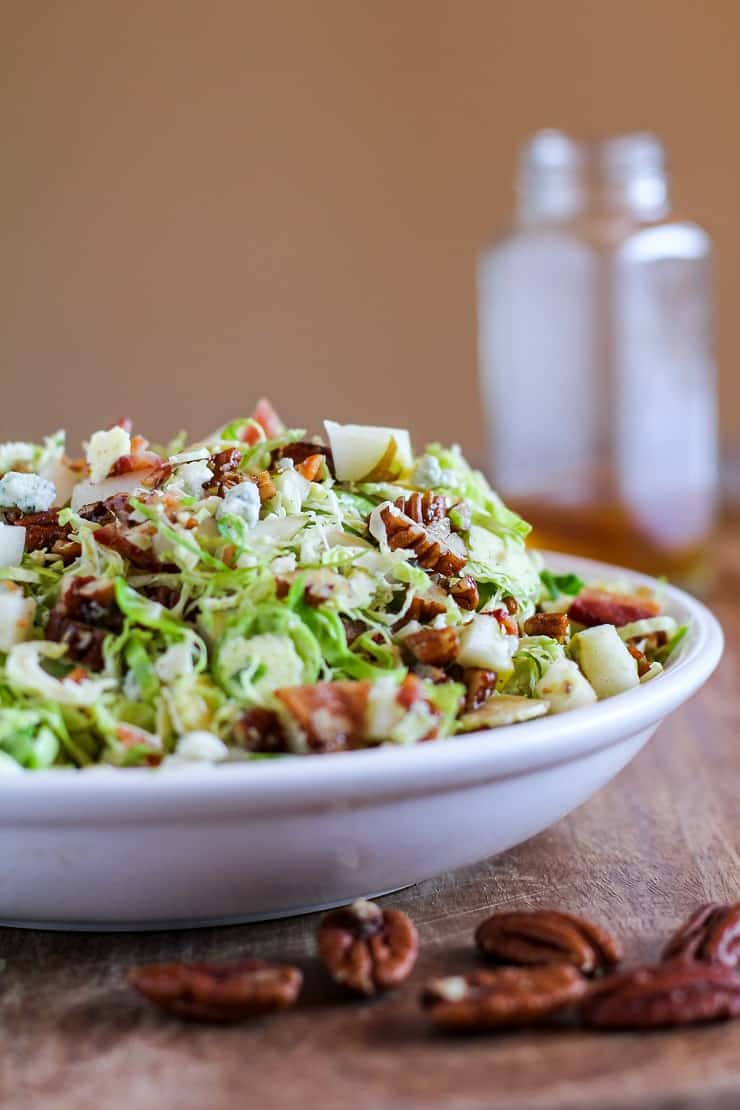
(232, 708, 289, 754)
(380, 506, 466, 578)
(449, 575, 479, 611)
(568, 588, 661, 629)
(277, 441, 335, 476)
(296, 454, 324, 481)
(523, 612, 570, 642)
(463, 668, 497, 712)
(203, 448, 243, 497)
(403, 626, 460, 667)
(275, 680, 370, 753)
(241, 399, 285, 445)
(394, 492, 447, 526)
(46, 575, 123, 670)
(92, 524, 167, 572)
(7, 509, 80, 564)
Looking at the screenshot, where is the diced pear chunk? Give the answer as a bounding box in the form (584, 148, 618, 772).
(324, 420, 412, 482)
(572, 624, 639, 699)
(535, 657, 597, 713)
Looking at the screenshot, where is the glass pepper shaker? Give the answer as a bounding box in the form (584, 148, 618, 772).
(478, 131, 717, 591)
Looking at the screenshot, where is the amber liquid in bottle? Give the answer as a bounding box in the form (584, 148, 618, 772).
(514, 498, 712, 594)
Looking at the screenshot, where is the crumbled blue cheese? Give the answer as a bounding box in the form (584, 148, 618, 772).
(174, 460, 213, 498)
(217, 480, 261, 528)
(411, 454, 452, 490)
(0, 472, 56, 513)
(86, 427, 131, 483)
(163, 731, 229, 766)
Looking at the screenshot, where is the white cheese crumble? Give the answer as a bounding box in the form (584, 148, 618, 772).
(174, 460, 213, 498)
(163, 730, 229, 766)
(0, 472, 56, 514)
(410, 455, 452, 490)
(86, 427, 131, 483)
(217, 480, 261, 528)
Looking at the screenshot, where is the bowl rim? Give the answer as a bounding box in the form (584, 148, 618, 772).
(0, 551, 723, 822)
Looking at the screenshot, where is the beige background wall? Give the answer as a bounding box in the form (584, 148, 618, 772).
(2, 0, 739, 467)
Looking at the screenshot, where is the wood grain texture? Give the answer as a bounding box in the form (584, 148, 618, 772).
(0, 530, 738, 1110)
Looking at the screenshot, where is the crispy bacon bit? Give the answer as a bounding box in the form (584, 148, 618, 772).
(627, 643, 652, 677)
(7, 509, 80, 563)
(296, 454, 324, 482)
(380, 506, 466, 578)
(254, 470, 276, 503)
(341, 617, 367, 646)
(278, 441, 335, 476)
(275, 680, 370, 753)
(403, 626, 460, 667)
(241, 398, 285, 445)
(397, 673, 425, 710)
(524, 612, 570, 642)
(490, 607, 518, 636)
(464, 668, 497, 712)
(109, 449, 164, 477)
(140, 584, 181, 610)
(275, 571, 336, 607)
(46, 575, 123, 671)
(232, 707, 289, 754)
(393, 492, 447, 526)
(46, 617, 108, 670)
(568, 588, 661, 629)
(92, 524, 165, 572)
(449, 575, 479, 611)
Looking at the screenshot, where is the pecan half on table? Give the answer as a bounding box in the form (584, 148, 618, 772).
(421, 965, 587, 1031)
(475, 909, 622, 975)
(317, 899, 418, 996)
(662, 902, 740, 968)
(581, 960, 740, 1029)
(128, 958, 303, 1023)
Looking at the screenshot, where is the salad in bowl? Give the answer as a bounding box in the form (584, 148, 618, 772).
(0, 401, 685, 771)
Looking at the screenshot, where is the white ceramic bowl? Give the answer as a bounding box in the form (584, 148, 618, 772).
(0, 553, 723, 931)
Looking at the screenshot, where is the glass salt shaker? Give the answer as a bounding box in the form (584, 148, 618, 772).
(478, 131, 717, 591)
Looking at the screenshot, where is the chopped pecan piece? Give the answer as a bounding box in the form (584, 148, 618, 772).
(475, 910, 622, 975)
(449, 575, 479, 611)
(626, 642, 651, 677)
(581, 961, 740, 1029)
(204, 448, 243, 496)
(318, 900, 418, 996)
(568, 587, 660, 628)
(394, 491, 447, 526)
(403, 626, 460, 666)
(275, 680, 370, 752)
(128, 959, 303, 1023)
(254, 469, 276, 503)
(275, 569, 339, 607)
(380, 505, 466, 578)
(523, 612, 570, 642)
(463, 668, 497, 712)
(662, 903, 740, 969)
(140, 583, 181, 610)
(504, 597, 518, 615)
(422, 965, 587, 1031)
(232, 707, 289, 754)
(402, 594, 447, 625)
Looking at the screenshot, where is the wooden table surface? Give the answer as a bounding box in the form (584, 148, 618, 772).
(1, 530, 738, 1110)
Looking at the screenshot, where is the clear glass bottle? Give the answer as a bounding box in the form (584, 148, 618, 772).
(478, 131, 717, 591)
